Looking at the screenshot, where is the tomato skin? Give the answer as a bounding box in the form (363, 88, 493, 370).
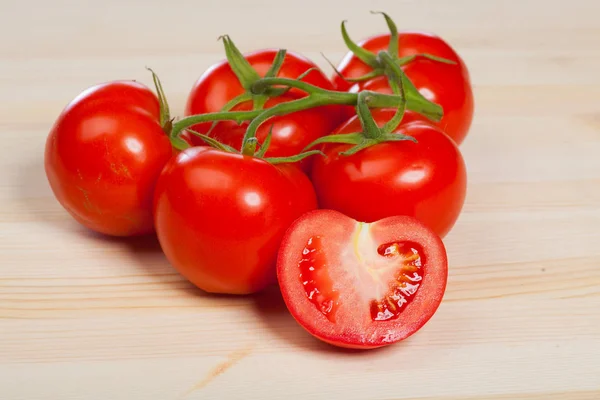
(44, 81, 173, 236)
(334, 32, 473, 144)
(310, 109, 467, 238)
(184, 49, 344, 157)
(277, 209, 448, 349)
(153, 147, 318, 295)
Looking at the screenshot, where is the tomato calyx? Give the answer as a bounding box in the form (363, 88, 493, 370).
(304, 87, 416, 156)
(218, 35, 291, 111)
(332, 12, 456, 94)
(147, 67, 192, 152)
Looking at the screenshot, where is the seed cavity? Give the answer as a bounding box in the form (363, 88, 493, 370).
(370, 241, 425, 321)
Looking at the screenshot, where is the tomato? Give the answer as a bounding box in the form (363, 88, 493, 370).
(44, 81, 173, 236)
(310, 109, 467, 238)
(277, 209, 448, 349)
(153, 146, 318, 295)
(184, 49, 344, 158)
(334, 32, 473, 144)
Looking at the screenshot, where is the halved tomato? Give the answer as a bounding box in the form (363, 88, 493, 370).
(277, 210, 448, 349)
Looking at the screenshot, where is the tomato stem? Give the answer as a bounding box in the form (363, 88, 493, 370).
(242, 137, 259, 156)
(356, 91, 383, 140)
(204, 92, 253, 136)
(377, 50, 438, 128)
(171, 110, 261, 138)
(252, 77, 439, 118)
(266, 150, 324, 164)
(171, 82, 440, 142)
(377, 51, 407, 133)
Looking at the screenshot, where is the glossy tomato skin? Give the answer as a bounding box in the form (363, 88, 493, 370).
(184, 49, 344, 156)
(277, 209, 448, 349)
(153, 147, 318, 295)
(334, 32, 473, 144)
(44, 81, 173, 236)
(311, 109, 467, 238)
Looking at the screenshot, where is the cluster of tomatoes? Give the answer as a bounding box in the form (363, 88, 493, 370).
(44, 13, 473, 349)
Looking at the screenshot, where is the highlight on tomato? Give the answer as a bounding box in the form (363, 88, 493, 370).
(153, 134, 319, 295)
(332, 12, 473, 145)
(277, 209, 448, 349)
(184, 36, 345, 165)
(44, 79, 174, 236)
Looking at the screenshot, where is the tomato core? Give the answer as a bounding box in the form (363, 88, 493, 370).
(298, 236, 340, 322)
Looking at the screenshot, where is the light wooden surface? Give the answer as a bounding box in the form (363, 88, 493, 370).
(2, 0, 600, 399)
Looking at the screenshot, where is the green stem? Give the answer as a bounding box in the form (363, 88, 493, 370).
(171, 76, 441, 146)
(377, 52, 407, 133)
(172, 82, 429, 140)
(205, 92, 253, 135)
(254, 76, 440, 120)
(252, 77, 334, 97)
(378, 51, 442, 123)
(171, 110, 261, 139)
(356, 91, 382, 140)
(242, 137, 259, 156)
(243, 95, 333, 144)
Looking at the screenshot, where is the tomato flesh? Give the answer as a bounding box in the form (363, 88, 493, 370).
(298, 235, 339, 322)
(278, 210, 448, 349)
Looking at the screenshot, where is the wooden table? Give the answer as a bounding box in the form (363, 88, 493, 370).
(2, 1, 599, 399)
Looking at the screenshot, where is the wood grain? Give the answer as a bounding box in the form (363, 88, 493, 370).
(1, 0, 600, 399)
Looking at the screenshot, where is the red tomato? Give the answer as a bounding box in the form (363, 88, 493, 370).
(184, 49, 344, 157)
(334, 32, 473, 144)
(277, 209, 448, 349)
(310, 109, 467, 238)
(153, 146, 318, 295)
(44, 81, 173, 236)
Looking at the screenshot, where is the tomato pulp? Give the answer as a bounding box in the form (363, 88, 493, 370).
(277, 210, 448, 349)
(310, 109, 467, 238)
(44, 81, 173, 236)
(153, 147, 318, 295)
